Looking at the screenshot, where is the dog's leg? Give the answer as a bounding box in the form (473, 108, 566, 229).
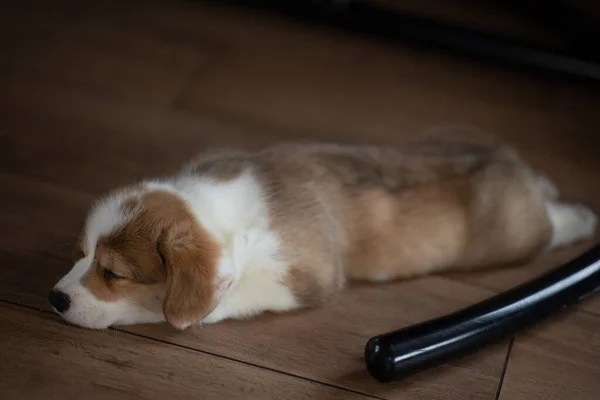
(546, 201, 597, 248)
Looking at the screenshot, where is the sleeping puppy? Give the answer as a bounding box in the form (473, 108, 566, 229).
(48, 139, 597, 330)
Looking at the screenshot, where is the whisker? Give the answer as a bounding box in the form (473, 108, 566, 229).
(58, 241, 74, 250)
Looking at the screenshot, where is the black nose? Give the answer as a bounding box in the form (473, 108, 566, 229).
(48, 289, 71, 313)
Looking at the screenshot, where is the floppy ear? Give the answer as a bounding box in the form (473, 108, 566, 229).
(158, 222, 221, 330)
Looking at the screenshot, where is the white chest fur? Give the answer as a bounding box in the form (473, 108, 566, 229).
(164, 171, 299, 324)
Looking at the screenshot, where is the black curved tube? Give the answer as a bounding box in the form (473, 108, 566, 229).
(225, 0, 600, 82)
(365, 244, 600, 383)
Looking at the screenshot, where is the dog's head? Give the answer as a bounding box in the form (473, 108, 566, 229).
(49, 185, 230, 330)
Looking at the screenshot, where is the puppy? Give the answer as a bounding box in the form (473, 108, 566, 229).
(49, 139, 597, 330)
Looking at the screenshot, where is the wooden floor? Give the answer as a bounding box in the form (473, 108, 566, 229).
(1, 1, 599, 399)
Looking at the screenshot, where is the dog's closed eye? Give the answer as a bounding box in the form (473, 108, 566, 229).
(103, 268, 123, 281)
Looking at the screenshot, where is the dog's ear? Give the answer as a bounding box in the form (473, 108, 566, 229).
(157, 222, 220, 330)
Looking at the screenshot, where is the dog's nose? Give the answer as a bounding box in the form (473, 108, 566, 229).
(48, 289, 71, 313)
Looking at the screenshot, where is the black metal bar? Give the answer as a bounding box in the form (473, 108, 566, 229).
(222, 0, 600, 81)
(507, 0, 600, 56)
(364, 244, 600, 383)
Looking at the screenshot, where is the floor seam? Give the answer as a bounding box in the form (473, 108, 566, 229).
(494, 337, 514, 400)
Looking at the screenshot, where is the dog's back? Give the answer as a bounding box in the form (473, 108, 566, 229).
(239, 139, 596, 304)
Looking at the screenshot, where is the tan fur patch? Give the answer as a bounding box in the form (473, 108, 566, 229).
(252, 139, 553, 305)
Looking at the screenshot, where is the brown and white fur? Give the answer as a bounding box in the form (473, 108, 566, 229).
(49, 138, 597, 330)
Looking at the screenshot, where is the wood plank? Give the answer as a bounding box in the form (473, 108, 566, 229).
(0, 174, 93, 307)
(0, 5, 211, 106)
(0, 302, 370, 400)
(2, 0, 554, 121)
(159, 3, 556, 140)
(0, 73, 278, 194)
(126, 281, 509, 400)
(498, 311, 600, 400)
(177, 40, 555, 144)
(0, 172, 507, 399)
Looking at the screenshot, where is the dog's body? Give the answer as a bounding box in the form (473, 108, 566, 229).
(50, 138, 597, 330)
